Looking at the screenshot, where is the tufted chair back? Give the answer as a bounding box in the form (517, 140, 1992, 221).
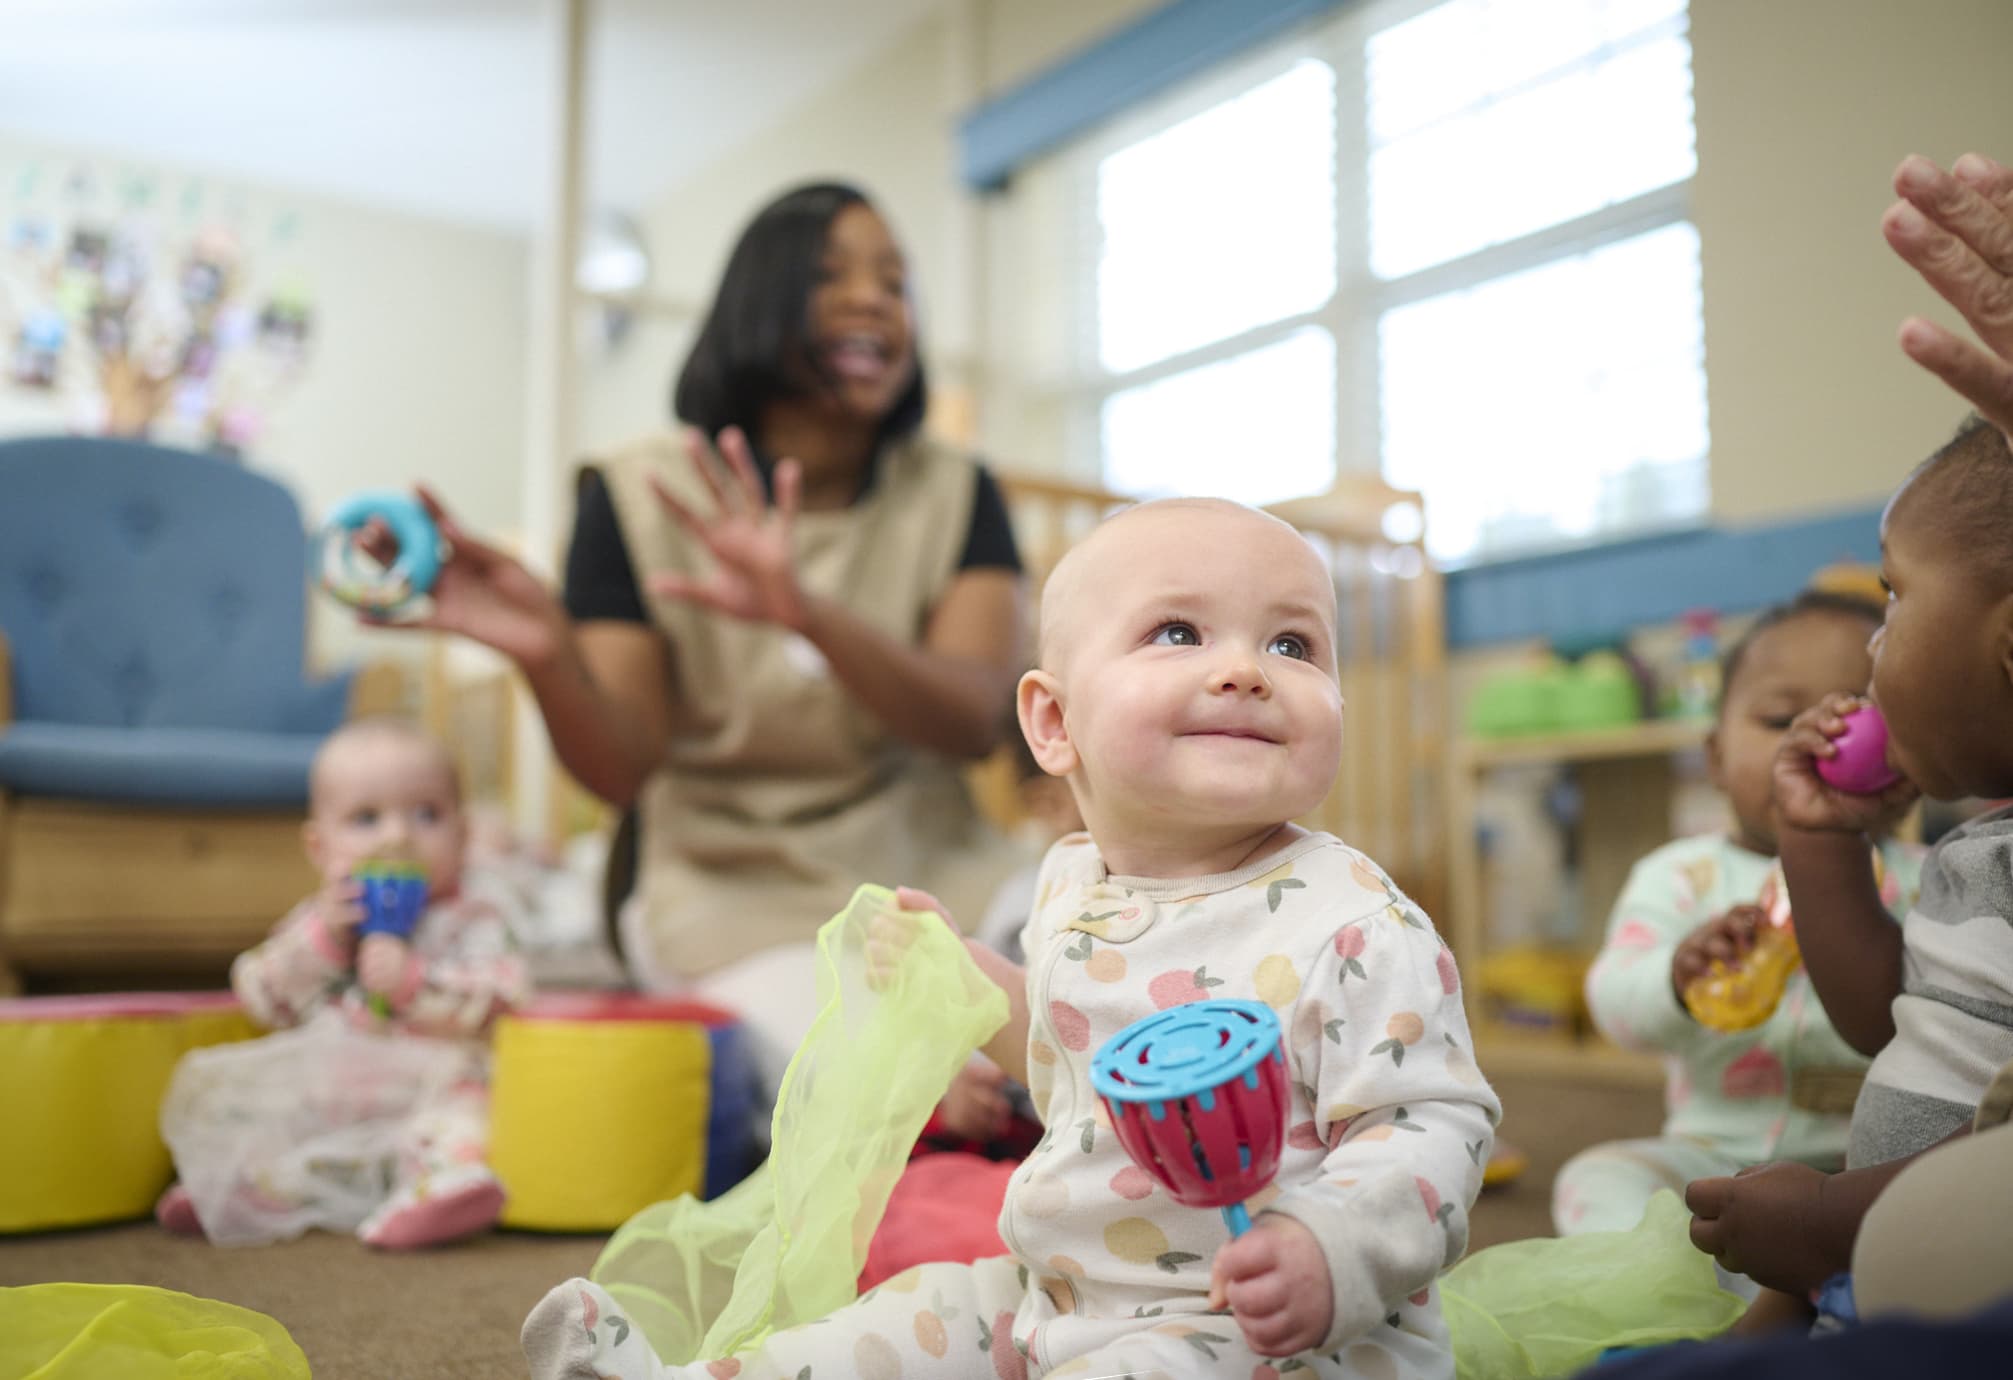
(0, 437, 336, 733)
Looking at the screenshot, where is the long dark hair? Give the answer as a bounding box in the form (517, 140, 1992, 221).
(672, 182, 928, 446)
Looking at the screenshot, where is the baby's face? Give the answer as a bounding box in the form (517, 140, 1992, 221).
(1871, 493, 2013, 800)
(1045, 502, 1343, 837)
(307, 736, 466, 892)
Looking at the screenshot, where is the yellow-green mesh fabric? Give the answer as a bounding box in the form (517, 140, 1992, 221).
(591, 884, 1008, 1363)
(0, 1284, 310, 1379)
(1442, 1191, 1746, 1379)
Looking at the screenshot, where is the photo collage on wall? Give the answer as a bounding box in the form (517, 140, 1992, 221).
(1, 155, 316, 457)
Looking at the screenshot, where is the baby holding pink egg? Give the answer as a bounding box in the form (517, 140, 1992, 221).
(1686, 413, 2013, 1329)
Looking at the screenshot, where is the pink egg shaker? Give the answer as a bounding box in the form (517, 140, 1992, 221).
(1816, 704, 1900, 794)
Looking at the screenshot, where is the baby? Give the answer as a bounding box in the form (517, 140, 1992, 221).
(1559, 591, 1922, 1238)
(1686, 414, 2013, 1315)
(158, 716, 531, 1248)
(526, 498, 1500, 1377)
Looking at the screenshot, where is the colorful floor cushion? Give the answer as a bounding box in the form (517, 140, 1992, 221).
(489, 992, 756, 1231)
(0, 992, 257, 1233)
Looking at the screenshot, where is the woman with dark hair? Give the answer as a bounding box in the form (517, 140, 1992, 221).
(381, 183, 1028, 1097)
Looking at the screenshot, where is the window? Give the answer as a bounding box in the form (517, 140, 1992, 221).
(1074, 0, 1704, 563)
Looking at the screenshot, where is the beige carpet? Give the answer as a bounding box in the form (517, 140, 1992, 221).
(0, 1071, 1662, 1378)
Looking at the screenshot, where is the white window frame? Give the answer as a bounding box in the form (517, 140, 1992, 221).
(1065, 0, 1701, 566)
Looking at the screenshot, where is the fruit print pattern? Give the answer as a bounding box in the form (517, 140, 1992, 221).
(992, 830, 1498, 1373)
(1562, 832, 1923, 1237)
(521, 831, 1500, 1380)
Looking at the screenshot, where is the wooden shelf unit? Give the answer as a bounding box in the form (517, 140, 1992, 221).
(1447, 717, 1709, 1084)
(1471, 1020, 1664, 1087)
(1456, 716, 1713, 770)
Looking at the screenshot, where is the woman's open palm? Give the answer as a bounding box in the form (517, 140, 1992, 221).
(647, 426, 810, 632)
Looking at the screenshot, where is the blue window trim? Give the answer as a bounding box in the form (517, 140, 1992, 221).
(1442, 504, 1887, 649)
(959, 0, 1345, 191)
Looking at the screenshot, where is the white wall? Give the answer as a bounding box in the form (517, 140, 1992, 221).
(0, 136, 528, 674)
(578, 0, 1162, 468)
(574, 12, 970, 456)
(599, 0, 2013, 526)
(1691, 0, 2013, 524)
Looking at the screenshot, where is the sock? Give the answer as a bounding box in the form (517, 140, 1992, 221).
(356, 1164, 504, 1250)
(154, 1183, 204, 1237)
(521, 1278, 676, 1380)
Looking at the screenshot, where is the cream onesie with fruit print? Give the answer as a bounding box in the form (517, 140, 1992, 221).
(524, 828, 1500, 1380)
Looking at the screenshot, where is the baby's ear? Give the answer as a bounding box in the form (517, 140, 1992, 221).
(1017, 669, 1078, 778)
(1995, 593, 2013, 693)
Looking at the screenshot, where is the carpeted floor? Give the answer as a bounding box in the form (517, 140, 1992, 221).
(0, 1071, 1662, 1378)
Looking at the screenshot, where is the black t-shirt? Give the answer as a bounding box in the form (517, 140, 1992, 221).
(562, 460, 1022, 623)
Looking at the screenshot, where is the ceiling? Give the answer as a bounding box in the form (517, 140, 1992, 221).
(0, 0, 950, 234)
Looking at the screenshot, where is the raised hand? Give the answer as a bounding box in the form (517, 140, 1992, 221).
(864, 885, 959, 991)
(1773, 694, 1919, 836)
(646, 426, 811, 631)
(358, 487, 567, 668)
(1885, 153, 2013, 440)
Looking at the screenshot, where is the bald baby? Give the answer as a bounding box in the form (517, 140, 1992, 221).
(311, 716, 460, 804)
(1036, 498, 1336, 675)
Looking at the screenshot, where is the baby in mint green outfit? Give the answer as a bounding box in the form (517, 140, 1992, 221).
(1556, 592, 1923, 1237)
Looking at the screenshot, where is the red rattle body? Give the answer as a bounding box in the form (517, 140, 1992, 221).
(1089, 999, 1289, 1237)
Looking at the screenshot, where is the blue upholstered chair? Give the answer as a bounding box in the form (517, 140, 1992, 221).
(0, 437, 398, 990)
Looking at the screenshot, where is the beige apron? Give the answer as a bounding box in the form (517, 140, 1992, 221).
(594, 432, 1019, 980)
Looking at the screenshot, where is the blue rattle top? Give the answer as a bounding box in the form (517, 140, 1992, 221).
(318, 490, 442, 617)
(1090, 999, 1282, 1105)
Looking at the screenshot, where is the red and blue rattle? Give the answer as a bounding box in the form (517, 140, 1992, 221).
(1090, 999, 1289, 1237)
(1817, 703, 1901, 795)
(317, 490, 443, 618)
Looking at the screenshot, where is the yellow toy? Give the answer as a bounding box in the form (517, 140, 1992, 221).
(488, 992, 757, 1232)
(0, 1283, 308, 1379)
(0, 994, 256, 1234)
(1683, 854, 1884, 1032)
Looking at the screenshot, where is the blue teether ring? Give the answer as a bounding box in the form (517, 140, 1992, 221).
(318, 490, 442, 616)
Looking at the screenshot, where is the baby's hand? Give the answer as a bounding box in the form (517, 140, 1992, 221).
(1206, 1215, 1334, 1358)
(865, 886, 958, 991)
(1773, 694, 1918, 835)
(935, 1054, 1012, 1143)
(357, 932, 412, 997)
(1686, 1161, 1841, 1296)
(316, 878, 366, 940)
(1671, 904, 1764, 1001)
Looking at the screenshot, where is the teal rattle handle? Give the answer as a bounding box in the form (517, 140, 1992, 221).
(319, 490, 442, 617)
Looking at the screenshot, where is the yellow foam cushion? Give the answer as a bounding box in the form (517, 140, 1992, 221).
(0, 994, 258, 1234)
(489, 996, 716, 1231)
